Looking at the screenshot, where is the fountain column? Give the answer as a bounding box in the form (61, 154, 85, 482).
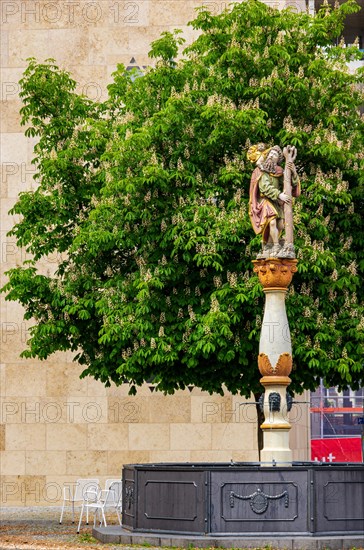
(253, 257, 298, 465)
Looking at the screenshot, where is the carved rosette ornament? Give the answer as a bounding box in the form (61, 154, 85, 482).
(229, 488, 289, 514)
(252, 258, 297, 290)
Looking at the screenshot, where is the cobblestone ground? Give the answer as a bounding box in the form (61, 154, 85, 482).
(2, 508, 362, 550)
(0, 507, 148, 550)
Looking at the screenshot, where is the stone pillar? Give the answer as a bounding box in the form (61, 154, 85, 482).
(252, 258, 298, 466)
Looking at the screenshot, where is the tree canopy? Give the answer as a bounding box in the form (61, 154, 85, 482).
(2, 0, 364, 397)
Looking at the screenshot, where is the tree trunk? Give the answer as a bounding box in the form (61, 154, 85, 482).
(254, 391, 265, 461)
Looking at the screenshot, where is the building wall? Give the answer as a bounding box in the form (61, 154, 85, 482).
(0, 0, 308, 507)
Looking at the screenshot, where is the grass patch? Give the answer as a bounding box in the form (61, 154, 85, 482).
(78, 532, 99, 544)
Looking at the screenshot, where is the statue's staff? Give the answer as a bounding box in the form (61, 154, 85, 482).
(282, 145, 297, 247)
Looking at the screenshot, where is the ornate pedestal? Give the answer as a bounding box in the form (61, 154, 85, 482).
(253, 258, 298, 465)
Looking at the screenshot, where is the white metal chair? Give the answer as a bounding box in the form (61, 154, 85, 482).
(103, 479, 123, 518)
(107, 480, 123, 518)
(77, 481, 123, 533)
(59, 478, 100, 524)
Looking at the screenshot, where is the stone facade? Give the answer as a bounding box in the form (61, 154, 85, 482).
(0, 0, 308, 506)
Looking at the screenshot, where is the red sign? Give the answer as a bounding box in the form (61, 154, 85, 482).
(311, 437, 363, 463)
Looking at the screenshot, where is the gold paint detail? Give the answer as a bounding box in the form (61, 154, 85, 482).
(260, 423, 292, 430)
(263, 288, 288, 293)
(252, 258, 298, 289)
(260, 376, 291, 387)
(258, 353, 292, 377)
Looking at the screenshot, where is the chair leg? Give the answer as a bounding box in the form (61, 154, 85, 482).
(72, 500, 75, 524)
(59, 500, 66, 524)
(102, 509, 107, 527)
(86, 505, 89, 525)
(77, 503, 84, 534)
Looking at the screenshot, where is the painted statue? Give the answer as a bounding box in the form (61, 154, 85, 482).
(248, 143, 300, 258)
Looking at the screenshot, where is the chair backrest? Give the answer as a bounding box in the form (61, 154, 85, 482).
(108, 481, 123, 507)
(105, 479, 120, 491)
(73, 478, 100, 501)
(103, 487, 118, 506)
(83, 488, 100, 503)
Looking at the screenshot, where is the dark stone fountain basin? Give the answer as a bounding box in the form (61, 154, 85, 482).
(121, 462, 364, 536)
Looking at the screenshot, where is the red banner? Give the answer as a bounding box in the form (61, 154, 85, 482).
(311, 437, 363, 463)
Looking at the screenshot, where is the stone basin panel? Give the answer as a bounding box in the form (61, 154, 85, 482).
(313, 468, 364, 533)
(210, 470, 308, 533)
(137, 469, 207, 533)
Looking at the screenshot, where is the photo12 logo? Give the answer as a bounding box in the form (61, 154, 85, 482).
(2, 2, 141, 25)
(1, 399, 141, 424)
(1, 479, 63, 504)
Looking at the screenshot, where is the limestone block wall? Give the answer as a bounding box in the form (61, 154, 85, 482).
(0, 366, 309, 506)
(0, 0, 308, 507)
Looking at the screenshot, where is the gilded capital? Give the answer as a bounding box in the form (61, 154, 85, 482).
(252, 258, 297, 290)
